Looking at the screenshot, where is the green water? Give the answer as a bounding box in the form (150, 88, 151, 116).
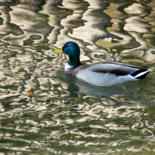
(0, 0, 155, 154)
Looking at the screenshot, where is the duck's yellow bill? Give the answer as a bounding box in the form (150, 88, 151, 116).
(53, 48, 63, 54)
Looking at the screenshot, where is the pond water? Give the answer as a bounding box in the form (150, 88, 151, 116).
(0, 0, 155, 154)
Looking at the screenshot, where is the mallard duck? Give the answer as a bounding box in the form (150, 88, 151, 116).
(53, 41, 150, 86)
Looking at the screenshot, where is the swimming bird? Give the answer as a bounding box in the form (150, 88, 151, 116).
(53, 41, 150, 86)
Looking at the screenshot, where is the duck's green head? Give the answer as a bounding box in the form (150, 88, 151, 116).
(54, 41, 81, 68)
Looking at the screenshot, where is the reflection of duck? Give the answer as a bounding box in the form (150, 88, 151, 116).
(53, 41, 150, 86)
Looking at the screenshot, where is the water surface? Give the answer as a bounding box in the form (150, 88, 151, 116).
(0, 0, 155, 154)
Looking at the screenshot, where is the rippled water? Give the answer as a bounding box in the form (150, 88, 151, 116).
(0, 0, 155, 154)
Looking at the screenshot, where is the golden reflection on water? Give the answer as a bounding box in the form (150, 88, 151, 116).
(0, 0, 155, 154)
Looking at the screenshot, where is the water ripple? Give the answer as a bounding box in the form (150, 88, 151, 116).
(0, 0, 154, 154)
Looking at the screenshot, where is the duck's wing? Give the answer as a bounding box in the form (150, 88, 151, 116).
(76, 63, 150, 86)
(87, 62, 148, 77)
(92, 65, 149, 79)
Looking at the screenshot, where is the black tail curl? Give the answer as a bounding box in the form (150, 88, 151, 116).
(131, 68, 149, 79)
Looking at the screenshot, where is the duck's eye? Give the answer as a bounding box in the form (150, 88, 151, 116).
(63, 45, 70, 54)
(63, 45, 69, 51)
